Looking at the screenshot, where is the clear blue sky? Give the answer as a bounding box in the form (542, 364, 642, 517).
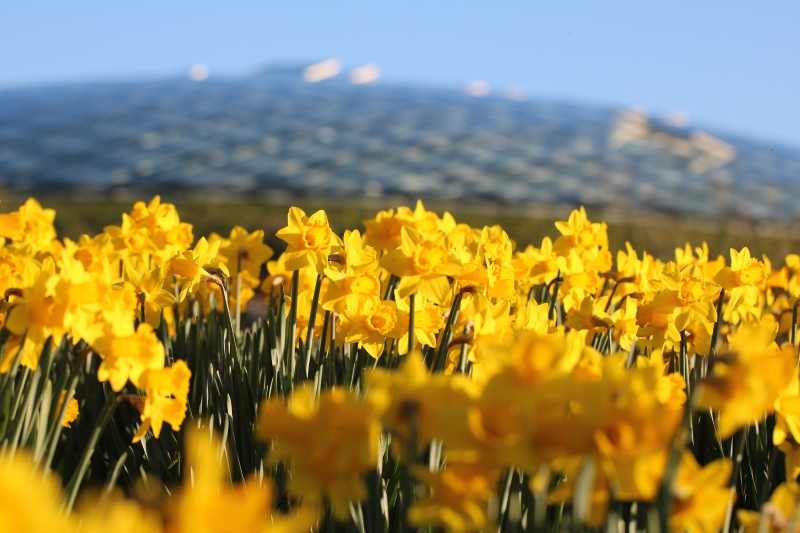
(3, 1, 800, 147)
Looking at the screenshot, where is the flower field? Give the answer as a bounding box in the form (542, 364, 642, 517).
(1, 196, 799, 533)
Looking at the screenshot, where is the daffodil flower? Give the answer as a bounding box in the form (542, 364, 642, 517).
(380, 226, 463, 306)
(216, 226, 274, 278)
(257, 384, 387, 521)
(131, 360, 191, 442)
(667, 452, 731, 533)
(651, 262, 721, 328)
(697, 321, 796, 438)
(714, 247, 768, 309)
(335, 296, 402, 358)
(167, 237, 228, 301)
(553, 206, 609, 260)
(275, 207, 342, 274)
(0, 209, 23, 241)
(92, 302, 165, 391)
(175, 427, 319, 532)
(2, 258, 66, 372)
(124, 265, 176, 327)
(738, 481, 800, 533)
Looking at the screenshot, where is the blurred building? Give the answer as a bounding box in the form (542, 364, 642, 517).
(1, 75, 799, 220)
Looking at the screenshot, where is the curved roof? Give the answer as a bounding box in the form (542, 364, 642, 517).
(1, 77, 799, 220)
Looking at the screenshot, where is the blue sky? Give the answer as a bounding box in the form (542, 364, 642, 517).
(3, 1, 800, 146)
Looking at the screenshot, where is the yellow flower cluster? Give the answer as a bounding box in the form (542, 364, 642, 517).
(0, 430, 316, 533)
(3, 196, 800, 533)
(256, 201, 800, 532)
(0, 197, 200, 441)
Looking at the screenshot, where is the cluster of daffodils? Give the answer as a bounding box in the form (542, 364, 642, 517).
(2, 196, 800, 533)
(0, 198, 194, 442)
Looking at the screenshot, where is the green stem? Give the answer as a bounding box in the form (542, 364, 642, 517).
(709, 288, 725, 358)
(721, 427, 748, 533)
(235, 254, 242, 335)
(547, 272, 563, 323)
(42, 373, 80, 470)
(399, 410, 419, 532)
(527, 285, 536, 302)
(680, 330, 690, 396)
(317, 310, 330, 385)
(172, 274, 180, 323)
(497, 468, 516, 531)
(62, 391, 119, 513)
(433, 292, 463, 372)
(408, 292, 416, 354)
(286, 270, 300, 384)
(458, 324, 471, 374)
(104, 451, 128, 493)
(657, 390, 698, 533)
(220, 285, 241, 360)
(328, 313, 338, 387)
(304, 274, 324, 375)
(383, 274, 398, 301)
(604, 281, 619, 312)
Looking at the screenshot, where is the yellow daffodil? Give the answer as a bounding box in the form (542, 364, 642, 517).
(215, 226, 274, 278)
(393, 292, 445, 354)
(697, 321, 796, 438)
(275, 207, 342, 274)
(131, 360, 191, 442)
(324, 229, 379, 280)
(558, 249, 601, 303)
(565, 295, 613, 337)
(738, 481, 800, 533)
(773, 372, 800, 478)
(514, 299, 553, 336)
(3, 259, 66, 372)
(363, 208, 406, 251)
(57, 390, 80, 428)
(380, 226, 463, 306)
(396, 200, 452, 236)
(512, 237, 560, 293)
(175, 426, 317, 533)
(0, 451, 76, 531)
(611, 296, 640, 351)
(320, 269, 381, 311)
(257, 384, 387, 521)
(635, 299, 680, 358)
(125, 196, 194, 266)
(0, 207, 23, 241)
(553, 207, 609, 260)
(335, 296, 401, 358)
(669, 452, 732, 533)
(615, 242, 659, 300)
(409, 460, 500, 533)
(167, 237, 228, 301)
(320, 230, 382, 310)
(124, 265, 177, 327)
(365, 352, 478, 454)
(93, 312, 166, 392)
(261, 252, 325, 303)
(76, 493, 164, 533)
(456, 228, 516, 300)
(714, 247, 768, 310)
(651, 262, 720, 327)
(17, 198, 57, 250)
(104, 213, 156, 269)
(64, 233, 113, 274)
